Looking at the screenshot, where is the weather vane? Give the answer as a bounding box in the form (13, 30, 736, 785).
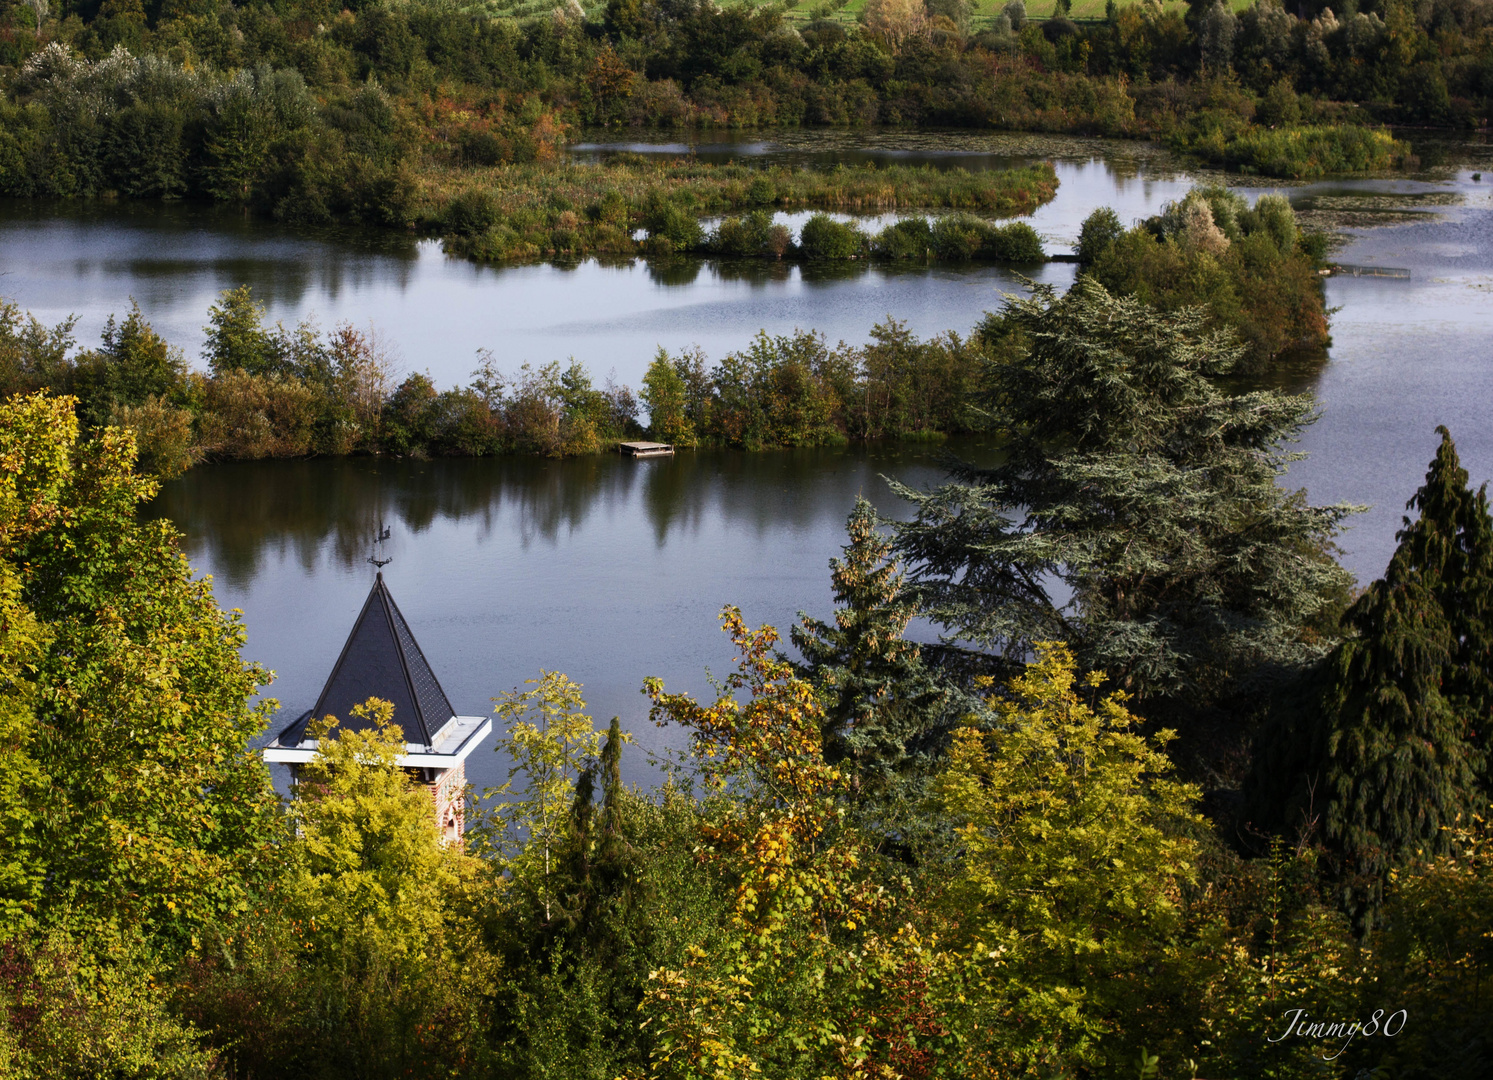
(368, 522, 393, 569)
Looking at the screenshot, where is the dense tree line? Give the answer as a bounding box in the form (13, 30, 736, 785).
(0, 0, 1484, 241)
(0, 287, 649, 473)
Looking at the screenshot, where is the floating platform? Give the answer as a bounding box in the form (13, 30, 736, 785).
(619, 441, 675, 458)
(1325, 264, 1411, 279)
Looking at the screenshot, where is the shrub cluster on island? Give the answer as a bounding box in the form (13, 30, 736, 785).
(458, 203, 1052, 263)
(436, 158, 1059, 261)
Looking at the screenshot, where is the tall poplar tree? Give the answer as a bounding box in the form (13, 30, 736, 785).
(890, 279, 1356, 726)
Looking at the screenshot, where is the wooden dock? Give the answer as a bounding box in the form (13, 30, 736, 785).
(619, 441, 675, 458)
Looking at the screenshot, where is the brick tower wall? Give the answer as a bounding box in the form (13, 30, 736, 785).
(428, 761, 466, 846)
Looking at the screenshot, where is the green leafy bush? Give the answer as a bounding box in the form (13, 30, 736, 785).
(643, 201, 704, 253)
(706, 209, 790, 257)
(444, 190, 500, 236)
(929, 214, 1045, 262)
(983, 221, 1045, 263)
(797, 213, 867, 259)
(873, 216, 934, 259)
(1075, 206, 1123, 268)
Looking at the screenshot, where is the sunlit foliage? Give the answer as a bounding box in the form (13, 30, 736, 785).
(0, 392, 279, 951)
(640, 608, 948, 1079)
(486, 671, 607, 918)
(935, 643, 1203, 1072)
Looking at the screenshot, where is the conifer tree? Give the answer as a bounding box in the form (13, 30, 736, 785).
(890, 278, 1356, 723)
(550, 717, 641, 951)
(203, 285, 282, 377)
(792, 497, 953, 795)
(72, 301, 189, 429)
(1318, 428, 1491, 927)
(1321, 567, 1474, 927)
(1398, 428, 1493, 760)
(594, 717, 638, 909)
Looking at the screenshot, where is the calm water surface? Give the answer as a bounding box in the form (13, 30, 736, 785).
(151, 444, 978, 790)
(4, 131, 1491, 788)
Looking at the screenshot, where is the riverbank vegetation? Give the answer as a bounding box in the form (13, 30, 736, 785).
(0, 0, 1473, 244)
(0, 335, 1489, 1076)
(0, 186, 1330, 471)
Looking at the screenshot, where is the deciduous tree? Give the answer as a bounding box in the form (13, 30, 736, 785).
(487, 671, 605, 922)
(189, 698, 495, 1080)
(288, 699, 460, 962)
(935, 642, 1203, 1073)
(640, 609, 949, 1080)
(1, 392, 280, 951)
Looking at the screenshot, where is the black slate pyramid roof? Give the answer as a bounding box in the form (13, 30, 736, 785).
(276, 572, 456, 749)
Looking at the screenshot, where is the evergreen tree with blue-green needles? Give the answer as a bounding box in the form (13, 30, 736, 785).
(890, 278, 1356, 733)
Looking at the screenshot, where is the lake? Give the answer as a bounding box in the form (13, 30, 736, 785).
(3, 130, 1490, 791)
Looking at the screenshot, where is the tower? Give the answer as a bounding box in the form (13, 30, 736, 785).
(263, 560, 490, 844)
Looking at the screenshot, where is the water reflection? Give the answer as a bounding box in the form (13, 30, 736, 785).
(147, 442, 985, 790)
(152, 443, 994, 587)
(153, 456, 631, 587)
(0, 196, 419, 351)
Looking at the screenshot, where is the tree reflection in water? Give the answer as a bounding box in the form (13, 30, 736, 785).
(144, 443, 987, 791)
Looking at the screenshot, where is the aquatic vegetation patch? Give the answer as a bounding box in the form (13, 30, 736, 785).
(431, 158, 1059, 263)
(1179, 125, 1414, 181)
